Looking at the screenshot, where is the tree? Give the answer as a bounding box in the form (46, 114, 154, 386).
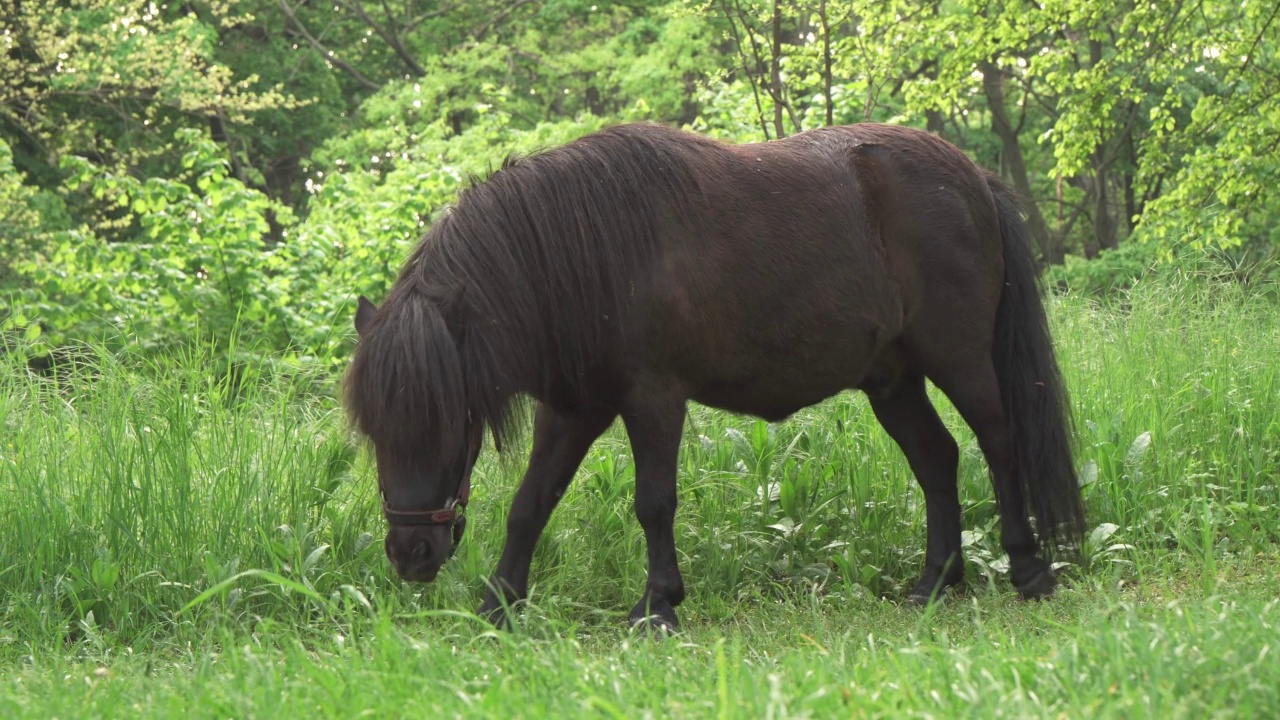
(0, 0, 301, 236)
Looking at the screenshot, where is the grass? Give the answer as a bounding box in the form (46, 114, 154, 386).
(1, 276, 1278, 717)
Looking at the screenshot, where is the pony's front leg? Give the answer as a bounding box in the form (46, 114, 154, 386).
(621, 390, 687, 634)
(478, 403, 614, 627)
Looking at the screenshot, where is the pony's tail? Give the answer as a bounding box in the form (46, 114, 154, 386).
(987, 176, 1087, 557)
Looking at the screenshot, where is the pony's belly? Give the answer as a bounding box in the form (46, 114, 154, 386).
(690, 374, 853, 422)
(676, 314, 894, 422)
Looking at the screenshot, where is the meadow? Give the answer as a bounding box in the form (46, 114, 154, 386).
(2, 276, 1278, 718)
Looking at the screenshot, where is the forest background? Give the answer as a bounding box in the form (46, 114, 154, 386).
(3, 0, 1278, 363)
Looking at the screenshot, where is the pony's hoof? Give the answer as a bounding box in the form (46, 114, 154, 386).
(908, 589, 946, 606)
(629, 614, 680, 638)
(628, 600, 680, 637)
(477, 599, 517, 630)
(907, 575, 961, 606)
(1014, 569, 1057, 600)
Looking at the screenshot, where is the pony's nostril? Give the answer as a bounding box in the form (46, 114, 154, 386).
(411, 540, 430, 563)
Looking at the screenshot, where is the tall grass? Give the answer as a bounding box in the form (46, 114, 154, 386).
(0, 277, 1277, 664)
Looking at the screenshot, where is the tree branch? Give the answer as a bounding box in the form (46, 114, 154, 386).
(472, 0, 535, 41)
(405, 2, 463, 32)
(335, 0, 426, 77)
(718, 0, 771, 139)
(278, 0, 380, 91)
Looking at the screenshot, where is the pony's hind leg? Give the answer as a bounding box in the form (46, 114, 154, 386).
(928, 361, 1056, 599)
(865, 373, 965, 604)
(620, 387, 687, 634)
(479, 403, 616, 627)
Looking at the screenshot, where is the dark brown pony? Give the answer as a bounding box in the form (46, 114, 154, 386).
(344, 122, 1086, 631)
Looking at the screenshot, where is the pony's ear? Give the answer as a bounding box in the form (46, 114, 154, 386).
(354, 295, 379, 338)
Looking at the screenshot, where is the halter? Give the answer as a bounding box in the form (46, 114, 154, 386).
(380, 468, 471, 527)
(380, 426, 482, 545)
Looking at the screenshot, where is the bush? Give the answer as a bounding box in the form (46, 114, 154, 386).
(5, 112, 613, 371)
(1046, 242, 1164, 295)
(1046, 240, 1280, 298)
(8, 130, 291, 362)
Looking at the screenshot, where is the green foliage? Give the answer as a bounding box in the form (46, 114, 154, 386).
(6, 111, 619, 366)
(1048, 240, 1280, 297)
(1046, 242, 1175, 295)
(0, 139, 45, 289)
(10, 130, 290, 357)
(3, 0, 1279, 361)
(0, 1, 303, 194)
(272, 109, 615, 363)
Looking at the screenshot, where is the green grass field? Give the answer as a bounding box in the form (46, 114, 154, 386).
(2, 278, 1278, 718)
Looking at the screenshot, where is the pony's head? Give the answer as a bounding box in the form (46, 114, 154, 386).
(345, 294, 482, 582)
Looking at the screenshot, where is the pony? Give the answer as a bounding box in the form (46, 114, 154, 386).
(344, 122, 1086, 631)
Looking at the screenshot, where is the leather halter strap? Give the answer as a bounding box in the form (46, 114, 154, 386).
(381, 466, 472, 527)
(380, 422, 483, 536)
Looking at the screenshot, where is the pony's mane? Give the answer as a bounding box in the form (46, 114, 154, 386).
(344, 123, 722, 457)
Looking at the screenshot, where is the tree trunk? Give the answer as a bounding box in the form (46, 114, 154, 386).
(926, 109, 946, 136)
(719, 0, 771, 140)
(1123, 132, 1138, 232)
(1092, 160, 1118, 252)
(1083, 39, 1118, 254)
(924, 0, 946, 137)
(980, 61, 1061, 265)
(819, 0, 833, 126)
(770, 1, 785, 138)
(1123, 169, 1137, 234)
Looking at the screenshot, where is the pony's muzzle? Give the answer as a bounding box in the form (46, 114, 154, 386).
(384, 526, 453, 582)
